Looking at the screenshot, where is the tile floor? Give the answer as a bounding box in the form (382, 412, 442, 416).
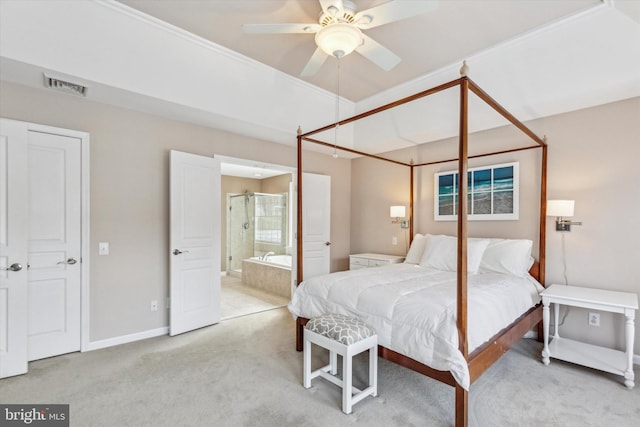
(220, 274, 290, 320)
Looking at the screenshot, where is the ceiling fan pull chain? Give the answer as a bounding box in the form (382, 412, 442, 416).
(333, 58, 341, 159)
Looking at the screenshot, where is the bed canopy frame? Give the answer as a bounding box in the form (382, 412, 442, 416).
(295, 75, 548, 427)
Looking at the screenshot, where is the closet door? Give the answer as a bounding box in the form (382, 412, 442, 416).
(27, 131, 82, 361)
(0, 119, 29, 378)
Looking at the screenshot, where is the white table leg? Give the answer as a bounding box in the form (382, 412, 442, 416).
(624, 310, 635, 389)
(542, 298, 550, 365)
(553, 302, 560, 338)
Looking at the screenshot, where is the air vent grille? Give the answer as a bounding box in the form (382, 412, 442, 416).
(43, 73, 88, 97)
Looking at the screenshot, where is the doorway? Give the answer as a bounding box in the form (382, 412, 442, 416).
(218, 156, 294, 320)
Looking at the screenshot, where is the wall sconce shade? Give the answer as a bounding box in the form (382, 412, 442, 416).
(390, 206, 406, 219)
(547, 199, 581, 232)
(547, 200, 574, 217)
(390, 206, 409, 229)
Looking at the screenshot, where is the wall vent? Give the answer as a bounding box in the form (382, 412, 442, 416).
(43, 73, 88, 97)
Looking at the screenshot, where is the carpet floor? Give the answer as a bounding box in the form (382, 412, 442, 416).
(1, 307, 638, 426)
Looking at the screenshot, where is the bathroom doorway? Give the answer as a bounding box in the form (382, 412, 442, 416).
(219, 156, 295, 320)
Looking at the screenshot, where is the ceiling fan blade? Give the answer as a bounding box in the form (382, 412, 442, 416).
(355, 0, 439, 29)
(242, 23, 321, 34)
(355, 34, 401, 71)
(300, 48, 329, 77)
(319, 0, 344, 15)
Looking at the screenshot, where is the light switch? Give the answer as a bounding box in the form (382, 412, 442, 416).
(392, 237, 398, 245)
(99, 242, 109, 255)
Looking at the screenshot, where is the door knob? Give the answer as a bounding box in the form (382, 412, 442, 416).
(5, 263, 22, 272)
(173, 249, 189, 255)
(324, 241, 331, 246)
(57, 258, 77, 265)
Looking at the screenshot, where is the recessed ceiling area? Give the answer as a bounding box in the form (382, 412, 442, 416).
(118, 0, 603, 101)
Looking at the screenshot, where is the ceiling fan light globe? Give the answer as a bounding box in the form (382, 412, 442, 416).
(315, 23, 363, 58)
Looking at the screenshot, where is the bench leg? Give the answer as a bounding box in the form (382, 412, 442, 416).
(330, 350, 338, 375)
(370, 347, 378, 397)
(303, 338, 312, 388)
(342, 351, 353, 414)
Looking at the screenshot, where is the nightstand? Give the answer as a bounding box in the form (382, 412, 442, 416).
(349, 253, 404, 270)
(541, 284, 638, 389)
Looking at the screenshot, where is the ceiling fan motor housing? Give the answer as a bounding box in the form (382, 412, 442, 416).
(319, 0, 357, 26)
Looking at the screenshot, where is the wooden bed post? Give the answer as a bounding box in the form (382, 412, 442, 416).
(409, 163, 414, 240)
(296, 127, 304, 351)
(539, 141, 548, 286)
(456, 77, 470, 427)
(296, 126, 303, 285)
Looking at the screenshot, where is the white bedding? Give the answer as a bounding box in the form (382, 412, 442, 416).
(288, 263, 543, 390)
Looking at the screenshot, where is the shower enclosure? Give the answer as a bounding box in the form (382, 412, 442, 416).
(227, 192, 289, 276)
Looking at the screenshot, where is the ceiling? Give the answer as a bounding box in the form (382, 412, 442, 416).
(1, 0, 639, 156)
(119, 0, 607, 102)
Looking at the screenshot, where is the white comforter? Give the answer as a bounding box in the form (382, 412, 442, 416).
(288, 263, 543, 390)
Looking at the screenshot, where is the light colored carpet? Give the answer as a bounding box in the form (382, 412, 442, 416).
(1, 308, 638, 426)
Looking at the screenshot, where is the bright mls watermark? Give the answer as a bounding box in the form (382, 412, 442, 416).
(1, 405, 69, 426)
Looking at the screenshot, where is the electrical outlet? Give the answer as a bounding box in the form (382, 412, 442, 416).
(151, 300, 158, 312)
(392, 236, 398, 245)
(588, 312, 600, 327)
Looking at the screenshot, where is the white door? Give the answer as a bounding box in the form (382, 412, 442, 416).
(169, 150, 221, 336)
(0, 120, 29, 378)
(302, 173, 331, 280)
(27, 131, 82, 361)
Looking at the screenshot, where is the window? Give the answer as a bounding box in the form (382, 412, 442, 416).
(254, 194, 287, 244)
(435, 162, 519, 221)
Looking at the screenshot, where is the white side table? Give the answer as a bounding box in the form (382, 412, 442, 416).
(541, 284, 638, 389)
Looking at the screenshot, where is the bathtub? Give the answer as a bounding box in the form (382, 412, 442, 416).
(241, 255, 292, 298)
(251, 255, 292, 268)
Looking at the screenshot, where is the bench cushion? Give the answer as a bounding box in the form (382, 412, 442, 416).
(306, 313, 375, 345)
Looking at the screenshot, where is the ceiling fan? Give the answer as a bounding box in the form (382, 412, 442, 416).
(242, 0, 439, 76)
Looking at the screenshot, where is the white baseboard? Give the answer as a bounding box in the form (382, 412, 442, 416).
(84, 326, 168, 352)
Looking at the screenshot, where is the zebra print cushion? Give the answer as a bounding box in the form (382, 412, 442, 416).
(306, 314, 375, 345)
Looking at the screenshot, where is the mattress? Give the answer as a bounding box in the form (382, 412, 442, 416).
(288, 263, 543, 389)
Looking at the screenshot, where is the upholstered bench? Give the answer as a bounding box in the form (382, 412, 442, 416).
(303, 313, 378, 414)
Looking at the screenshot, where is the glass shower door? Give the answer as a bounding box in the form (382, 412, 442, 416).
(228, 194, 254, 274)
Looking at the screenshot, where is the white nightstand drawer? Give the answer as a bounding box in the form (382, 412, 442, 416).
(349, 253, 404, 270)
(350, 257, 369, 267)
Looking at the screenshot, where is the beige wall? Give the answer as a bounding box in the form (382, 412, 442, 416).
(0, 81, 351, 343)
(350, 96, 640, 354)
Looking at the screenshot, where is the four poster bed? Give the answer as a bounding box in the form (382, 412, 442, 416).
(292, 76, 548, 427)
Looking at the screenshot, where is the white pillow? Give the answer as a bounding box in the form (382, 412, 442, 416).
(419, 234, 490, 274)
(404, 234, 426, 264)
(478, 238, 533, 277)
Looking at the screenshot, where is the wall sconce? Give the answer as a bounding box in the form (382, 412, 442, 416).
(390, 206, 409, 229)
(547, 200, 582, 231)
